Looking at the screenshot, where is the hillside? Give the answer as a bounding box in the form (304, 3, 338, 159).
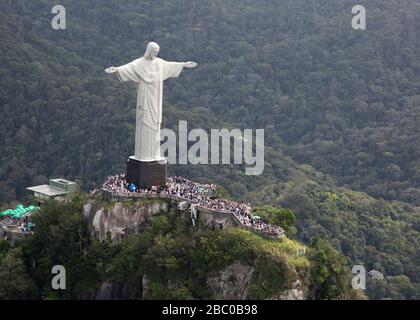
(0, 196, 364, 300)
(1, 0, 419, 203)
(0, 0, 419, 299)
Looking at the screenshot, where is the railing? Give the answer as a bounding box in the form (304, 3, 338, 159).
(101, 189, 284, 238)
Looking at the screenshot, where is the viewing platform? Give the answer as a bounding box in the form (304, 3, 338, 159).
(99, 175, 285, 239)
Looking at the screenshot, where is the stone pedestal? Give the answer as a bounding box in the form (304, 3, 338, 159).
(126, 156, 167, 188)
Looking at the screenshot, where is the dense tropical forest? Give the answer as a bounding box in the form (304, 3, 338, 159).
(0, 0, 419, 299)
(0, 197, 364, 300)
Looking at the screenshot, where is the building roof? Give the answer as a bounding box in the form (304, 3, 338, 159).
(50, 178, 76, 185)
(26, 184, 69, 197)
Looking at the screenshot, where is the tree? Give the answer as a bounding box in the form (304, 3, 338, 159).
(309, 237, 358, 300)
(253, 205, 297, 237)
(0, 249, 37, 299)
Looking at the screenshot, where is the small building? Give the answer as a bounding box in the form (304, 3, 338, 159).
(26, 178, 77, 203)
(368, 270, 385, 281)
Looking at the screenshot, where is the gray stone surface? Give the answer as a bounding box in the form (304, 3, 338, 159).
(82, 199, 169, 241)
(207, 262, 255, 300)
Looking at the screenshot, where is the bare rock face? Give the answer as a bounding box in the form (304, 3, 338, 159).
(82, 200, 169, 241)
(142, 275, 149, 300)
(95, 282, 130, 300)
(207, 262, 254, 300)
(272, 280, 306, 300)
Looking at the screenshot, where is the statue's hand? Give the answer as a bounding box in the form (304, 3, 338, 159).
(105, 66, 117, 74)
(184, 61, 198, 68)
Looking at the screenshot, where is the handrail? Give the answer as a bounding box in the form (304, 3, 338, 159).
(101, 189, 284, 237)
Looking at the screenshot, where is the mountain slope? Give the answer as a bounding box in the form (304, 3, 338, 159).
(0, 0, 419, 299)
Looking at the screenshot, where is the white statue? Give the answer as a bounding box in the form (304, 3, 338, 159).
(105, 42, 197, 161)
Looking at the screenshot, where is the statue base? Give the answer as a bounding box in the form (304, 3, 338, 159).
(126, 156, 167, 188)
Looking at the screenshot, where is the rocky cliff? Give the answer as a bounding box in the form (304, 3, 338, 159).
(206, 262, 255, 300)
(206, 262, 306, 300)
(81, 198, 310, 300)
(82, 199, 169, 241)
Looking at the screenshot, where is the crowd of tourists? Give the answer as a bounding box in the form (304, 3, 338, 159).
(165, 176, 216, 198)
(0, 216, 34, 234)
(101, 174, 284, 236)
(101, 174, 129, 193)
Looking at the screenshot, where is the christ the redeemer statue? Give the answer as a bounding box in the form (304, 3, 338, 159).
(105, 42, 197, 187)
(105, 42, 197, 161)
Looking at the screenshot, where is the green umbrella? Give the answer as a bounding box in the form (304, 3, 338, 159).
(0, 205, 40, 218)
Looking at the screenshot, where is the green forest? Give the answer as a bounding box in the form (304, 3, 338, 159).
(0, 0, 419, 299)
(0, 197, 363, 300)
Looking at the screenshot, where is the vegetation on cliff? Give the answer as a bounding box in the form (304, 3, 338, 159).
(252, 179, 420, 299)
(0, 197, 362, 300)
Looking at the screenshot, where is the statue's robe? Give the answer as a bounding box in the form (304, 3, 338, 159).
(116, 57, 184, 160)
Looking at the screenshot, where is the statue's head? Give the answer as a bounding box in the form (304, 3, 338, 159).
(144, 42, 160, 60)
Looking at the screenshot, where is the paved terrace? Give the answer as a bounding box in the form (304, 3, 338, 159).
(100, 175, 285, 238)
(0, 218, 34, 246)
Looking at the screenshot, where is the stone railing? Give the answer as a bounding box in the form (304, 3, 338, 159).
(101, 189, 284, 238)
